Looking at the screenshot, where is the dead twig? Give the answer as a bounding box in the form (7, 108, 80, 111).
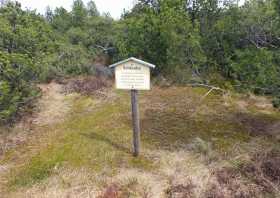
(189, 83, 225, 93)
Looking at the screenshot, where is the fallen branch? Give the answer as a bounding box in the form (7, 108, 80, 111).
(189, 83, 225, 93)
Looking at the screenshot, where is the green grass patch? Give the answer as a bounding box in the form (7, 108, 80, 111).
(10, 148, 65, 187)
(8, 94, 153, 188)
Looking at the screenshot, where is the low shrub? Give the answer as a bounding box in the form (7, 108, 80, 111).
(272, 97, 280, 109)
(0, 52, 39, 124)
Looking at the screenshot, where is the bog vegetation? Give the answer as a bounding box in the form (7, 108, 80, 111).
(0, 1, 280, 197)
(0, 0, 280, 122)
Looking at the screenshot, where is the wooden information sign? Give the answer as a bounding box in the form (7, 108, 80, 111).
(110, 57, 155, 156)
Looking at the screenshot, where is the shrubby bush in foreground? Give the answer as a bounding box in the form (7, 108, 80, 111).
(0, 51, 39, 123)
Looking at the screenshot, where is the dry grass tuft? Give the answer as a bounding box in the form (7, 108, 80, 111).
(204, 167, 263, 198)
(203, 149, 280, 198)
(9, 168, 100, 198)
(240, 149, 280, 194)
(165, 181, 196, 198)
(109, 169, 165, 198)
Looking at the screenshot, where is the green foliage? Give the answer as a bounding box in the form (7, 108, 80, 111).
(117, 9, 167, 68)
(119, 0, 280, 94)
(0, 1, 89, 122)
(51, 44, 90, 75)
(273, 97, 280, 108)
(51, 7, 72, 32)
(230, 48, 280, 94)
(71, 0, 87, 27)
(67, 27, 87, 45)
(38, 43, 91, 81)
(274, 0, 280, 16)
(0, 51, 38, 123)
(117, 0, 206, 79)
(87, 0, 100, 17)
(0, 2, 56, 56)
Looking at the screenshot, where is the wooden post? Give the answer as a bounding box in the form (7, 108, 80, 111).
(131, 89, 140, 157)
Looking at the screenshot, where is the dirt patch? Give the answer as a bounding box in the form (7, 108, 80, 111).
(63, 76, 112, 96)
(33, 82, 71, 126)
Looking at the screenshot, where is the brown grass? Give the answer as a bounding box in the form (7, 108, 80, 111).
(203, 149, 280, 198)
(165, 181, 196, 198)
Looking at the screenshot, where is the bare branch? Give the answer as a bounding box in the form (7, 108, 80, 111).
(189, 83, 225, 92)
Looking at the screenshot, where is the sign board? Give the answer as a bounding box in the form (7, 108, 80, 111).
(109, 57, 155, 90)
(109, 57, 155, 157)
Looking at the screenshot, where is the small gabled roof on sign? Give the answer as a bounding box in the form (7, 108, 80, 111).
(109, 57, 156, 69)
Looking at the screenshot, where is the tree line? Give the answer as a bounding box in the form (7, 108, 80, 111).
(0, 0, 280, 123)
